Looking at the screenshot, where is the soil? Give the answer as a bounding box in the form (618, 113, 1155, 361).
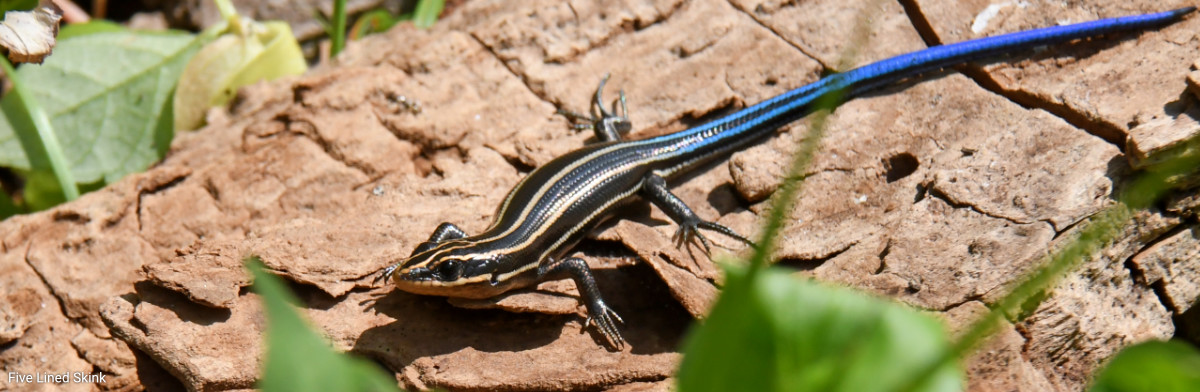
(3, 0, 1200, 391)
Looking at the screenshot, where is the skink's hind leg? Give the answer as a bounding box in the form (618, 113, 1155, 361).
(641, 173, 754, 255)
(375, 222, 470, 285)
(538, 257, 625, 350)
(557, 74, 632, 142)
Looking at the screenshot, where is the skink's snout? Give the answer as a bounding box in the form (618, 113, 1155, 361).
(400, 266, 434, 282)
(373, 261, 434, 287)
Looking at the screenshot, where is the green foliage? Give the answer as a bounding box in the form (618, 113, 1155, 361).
(21, 174, 105, 212)
(21, 170, 66, 211)
(413, 0, 445, 30)
(57, 20, 126, 40)
(0, 0, 36, 13)
(324, 0, 435, 45)
(0, 0, 309, 217)
(0, 186, 18, 216)
(0, 57, 77, 208)
(349, 10, 408, 40)
(246, 257, 401, 392)
(1090, 340, 1200, 392)
(331, 0, 347, 56)
(678, 265, 961, 392)
(0, 30, 202, 186)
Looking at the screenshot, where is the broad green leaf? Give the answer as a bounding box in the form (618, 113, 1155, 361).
(1090, 340, 1200, 392)
(173, 19, 306, 131)
(246, 257, 400, 392)
(57, 20, 125, 40)
(0, 30, 204, 185)
(678, 266, 961, 392)
(413, 0, 444, 29)
(0, 56, 76, 205)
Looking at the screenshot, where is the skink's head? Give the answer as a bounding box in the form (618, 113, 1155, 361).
(382, 241, 511, 299)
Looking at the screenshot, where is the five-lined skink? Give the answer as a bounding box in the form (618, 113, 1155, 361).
(377, 7, 1194, 349)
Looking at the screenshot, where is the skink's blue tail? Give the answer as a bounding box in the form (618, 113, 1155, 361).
(648, 7, 1193, 168)
(697, 7, 1194, 139)
(833, 6, 1196, 98)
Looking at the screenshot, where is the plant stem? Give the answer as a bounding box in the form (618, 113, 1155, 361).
(331, 0, 347, 56)
(213, 0, 243, 35)
(0, 57, 78, 201)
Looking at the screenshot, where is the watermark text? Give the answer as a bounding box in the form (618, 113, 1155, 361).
(8, 371, 106, 385)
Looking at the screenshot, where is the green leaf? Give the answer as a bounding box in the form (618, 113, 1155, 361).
(57, 20, 126, 40)
(413, 0, 444, 29)
(21, 169, 64, 210)
(350, 10, 407, 40)
(1090, 340, 1200, 392)
(246, 257, 401, 392)
(678, 265, 961, 392)
(0, 57, 77, 204)
(331, 0, 347, 56)
(0, 30, 204, 185)
(20, 170, 104, 212)
(0, 0, 36, 13)
(0, 185, 19, 219)
(173, 20, 307, 131)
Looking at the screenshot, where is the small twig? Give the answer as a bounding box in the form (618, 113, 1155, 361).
(51, 0, 89, 24)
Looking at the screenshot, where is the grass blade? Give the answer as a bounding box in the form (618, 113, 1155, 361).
(413, 0, 444, 29)
(0, 57, 78, 202)
(331, 0, 347, 56)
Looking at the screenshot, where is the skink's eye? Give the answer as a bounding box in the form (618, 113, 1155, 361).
(435, 260, 462, 281)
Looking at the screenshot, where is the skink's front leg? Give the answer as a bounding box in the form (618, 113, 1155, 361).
(538, 257, 625, 349)
(641, 173, 753, 254)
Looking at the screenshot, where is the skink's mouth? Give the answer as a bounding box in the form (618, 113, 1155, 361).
(387, 268, 450, 293)
(377, 263, 439, 287)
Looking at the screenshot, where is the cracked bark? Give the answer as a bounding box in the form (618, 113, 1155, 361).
(925, 185, 1033, 226)
(1, 1, 1198, 391)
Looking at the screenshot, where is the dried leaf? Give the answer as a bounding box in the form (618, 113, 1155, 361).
(0, 1, 61, 64)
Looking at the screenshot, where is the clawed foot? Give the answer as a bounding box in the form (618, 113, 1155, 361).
(556, 108, 599, 130)
(673, 219, 754, 255)
(584, 299, 626, 350)
(557, 73, 631, 142)
(373, 264, 399, 286)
